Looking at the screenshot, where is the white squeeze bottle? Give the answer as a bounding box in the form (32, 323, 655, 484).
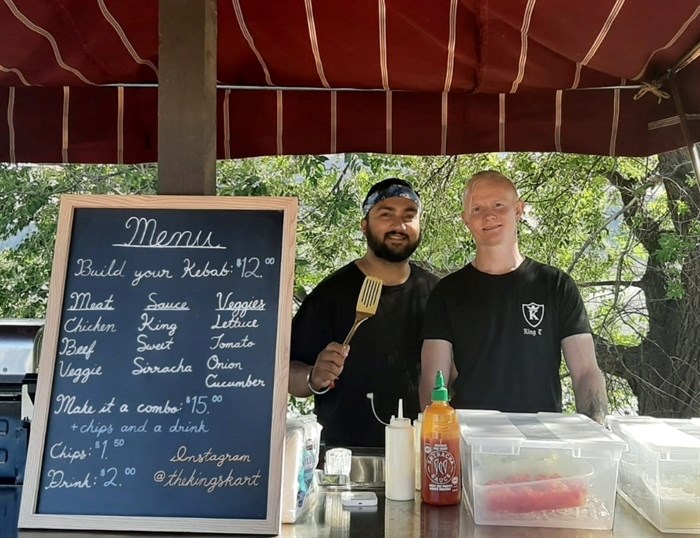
(385, 398, 415, 500)
(414, 412, 423, 490)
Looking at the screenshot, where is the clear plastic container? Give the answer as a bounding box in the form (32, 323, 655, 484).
(606, 415, 700, 534)
(324, 447, 352, 477)
(459, 411, 626, 530)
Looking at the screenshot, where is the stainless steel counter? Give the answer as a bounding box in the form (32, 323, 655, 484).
(281, 490, 677, 538)
(5, 486, 679, 537)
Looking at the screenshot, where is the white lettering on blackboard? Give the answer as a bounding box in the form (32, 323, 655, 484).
(114, 217, 225, 249)
(206, 355, 243, 371)
(144, 292, 189, 311)
(170, 446, 252, 467)
(158, 468, 263, 492)
(64, 316, 116, 333)
(136, 400, 182, 414)
(54, 394, 96, 415)
(215, 292, 266, 315)
(121, 420, 149, 433)
(210, 313, 260, 329)
(98, 397, 116, 414)
(44, 470, 92, 490)
(136, 333, 175, 352)
(182, 259, 233, 278)
(169, 418, 209, 434)
(49, 442, 88, 464)
(58, 338, 96, 360)
(138, 313, 178, 335)
(79, 420, 113, 437)
(67, 292, 115, 311)
(58, 361, 103, 383)
(209, 333, 254, 350)
(74, 258, 126, 278)
(205, 373, 265, 389)
(131, 268, 174, 287)
(131, 357, 193, 375)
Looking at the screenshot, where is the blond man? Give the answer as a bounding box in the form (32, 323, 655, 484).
(420, 171, 607, 423)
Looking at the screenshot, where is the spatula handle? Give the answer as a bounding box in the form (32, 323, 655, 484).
(342, 316, 368, 346)
(328, 317, 369, 390)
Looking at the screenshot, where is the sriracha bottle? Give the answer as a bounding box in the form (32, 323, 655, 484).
(421, 370, 461, 506)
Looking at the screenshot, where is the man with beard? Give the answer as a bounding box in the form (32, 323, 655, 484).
(289, 178, 439, 447)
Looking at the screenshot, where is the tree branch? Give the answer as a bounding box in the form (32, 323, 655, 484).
(578, 280, 643, 288)
(607, 170, 662, 255)
(567, 194, 639, 274)
(330, 160, 352, 196)
(593, 335, 640, 381)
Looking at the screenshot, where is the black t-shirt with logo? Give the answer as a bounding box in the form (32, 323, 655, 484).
(421, 258, 590, 413)
(291, 262, 439, 447)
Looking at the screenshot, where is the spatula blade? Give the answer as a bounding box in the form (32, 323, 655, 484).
(357, 276, 382, 315)
(340, 276, 383, 347)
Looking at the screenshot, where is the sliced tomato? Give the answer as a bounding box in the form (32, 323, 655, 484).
(484, 477, 587, 513)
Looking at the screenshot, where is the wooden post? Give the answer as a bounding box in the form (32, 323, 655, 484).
(669, 74, 700, 192)
(157, 0, 217, 195)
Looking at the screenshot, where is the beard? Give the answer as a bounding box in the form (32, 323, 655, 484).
(365, 222, 421, 262)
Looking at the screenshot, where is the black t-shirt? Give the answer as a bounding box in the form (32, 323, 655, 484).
(421, 258, 590, 413)
(291, 262, 439, 447)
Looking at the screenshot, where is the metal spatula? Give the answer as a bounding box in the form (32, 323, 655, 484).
(342, 276, 383, 346)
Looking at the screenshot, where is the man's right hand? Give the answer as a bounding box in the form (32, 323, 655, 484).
(309, 342, 349, 390)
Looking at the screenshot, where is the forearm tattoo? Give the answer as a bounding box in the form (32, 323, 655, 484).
(577, 386, 608, 424)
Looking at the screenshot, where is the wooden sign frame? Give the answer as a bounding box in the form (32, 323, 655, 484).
(19, 195, 297, 534)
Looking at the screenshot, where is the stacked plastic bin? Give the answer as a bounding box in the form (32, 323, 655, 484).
(459, 411, 627, 530)
(606, 415, 700, 534)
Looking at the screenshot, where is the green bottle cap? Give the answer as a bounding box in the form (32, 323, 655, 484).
(431, 370, 448, 402)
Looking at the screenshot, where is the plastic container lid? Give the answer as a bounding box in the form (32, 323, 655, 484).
(607, 415, 700, 460)
(459, 411, 627, 456)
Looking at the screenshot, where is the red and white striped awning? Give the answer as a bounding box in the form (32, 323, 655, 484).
(0, 0, 698, 164)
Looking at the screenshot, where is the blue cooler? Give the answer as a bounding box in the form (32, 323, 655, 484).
(0, 484, 22, 538)
(0, 319, 42, 486)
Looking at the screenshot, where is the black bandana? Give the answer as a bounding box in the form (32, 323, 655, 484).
(362, 183, 421, 215)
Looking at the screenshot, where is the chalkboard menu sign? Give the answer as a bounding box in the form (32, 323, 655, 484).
(19, 195, 297, 534)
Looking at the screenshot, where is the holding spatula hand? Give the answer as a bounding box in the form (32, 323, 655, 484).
(288, 178, 439, 448)
(306, 276, 383, 391)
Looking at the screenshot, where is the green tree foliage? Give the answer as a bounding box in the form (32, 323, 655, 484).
(0, 164, 157, 317)
(1, 151, 698, 416)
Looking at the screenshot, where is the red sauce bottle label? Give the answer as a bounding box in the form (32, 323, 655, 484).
(424, 441, 459, 492)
